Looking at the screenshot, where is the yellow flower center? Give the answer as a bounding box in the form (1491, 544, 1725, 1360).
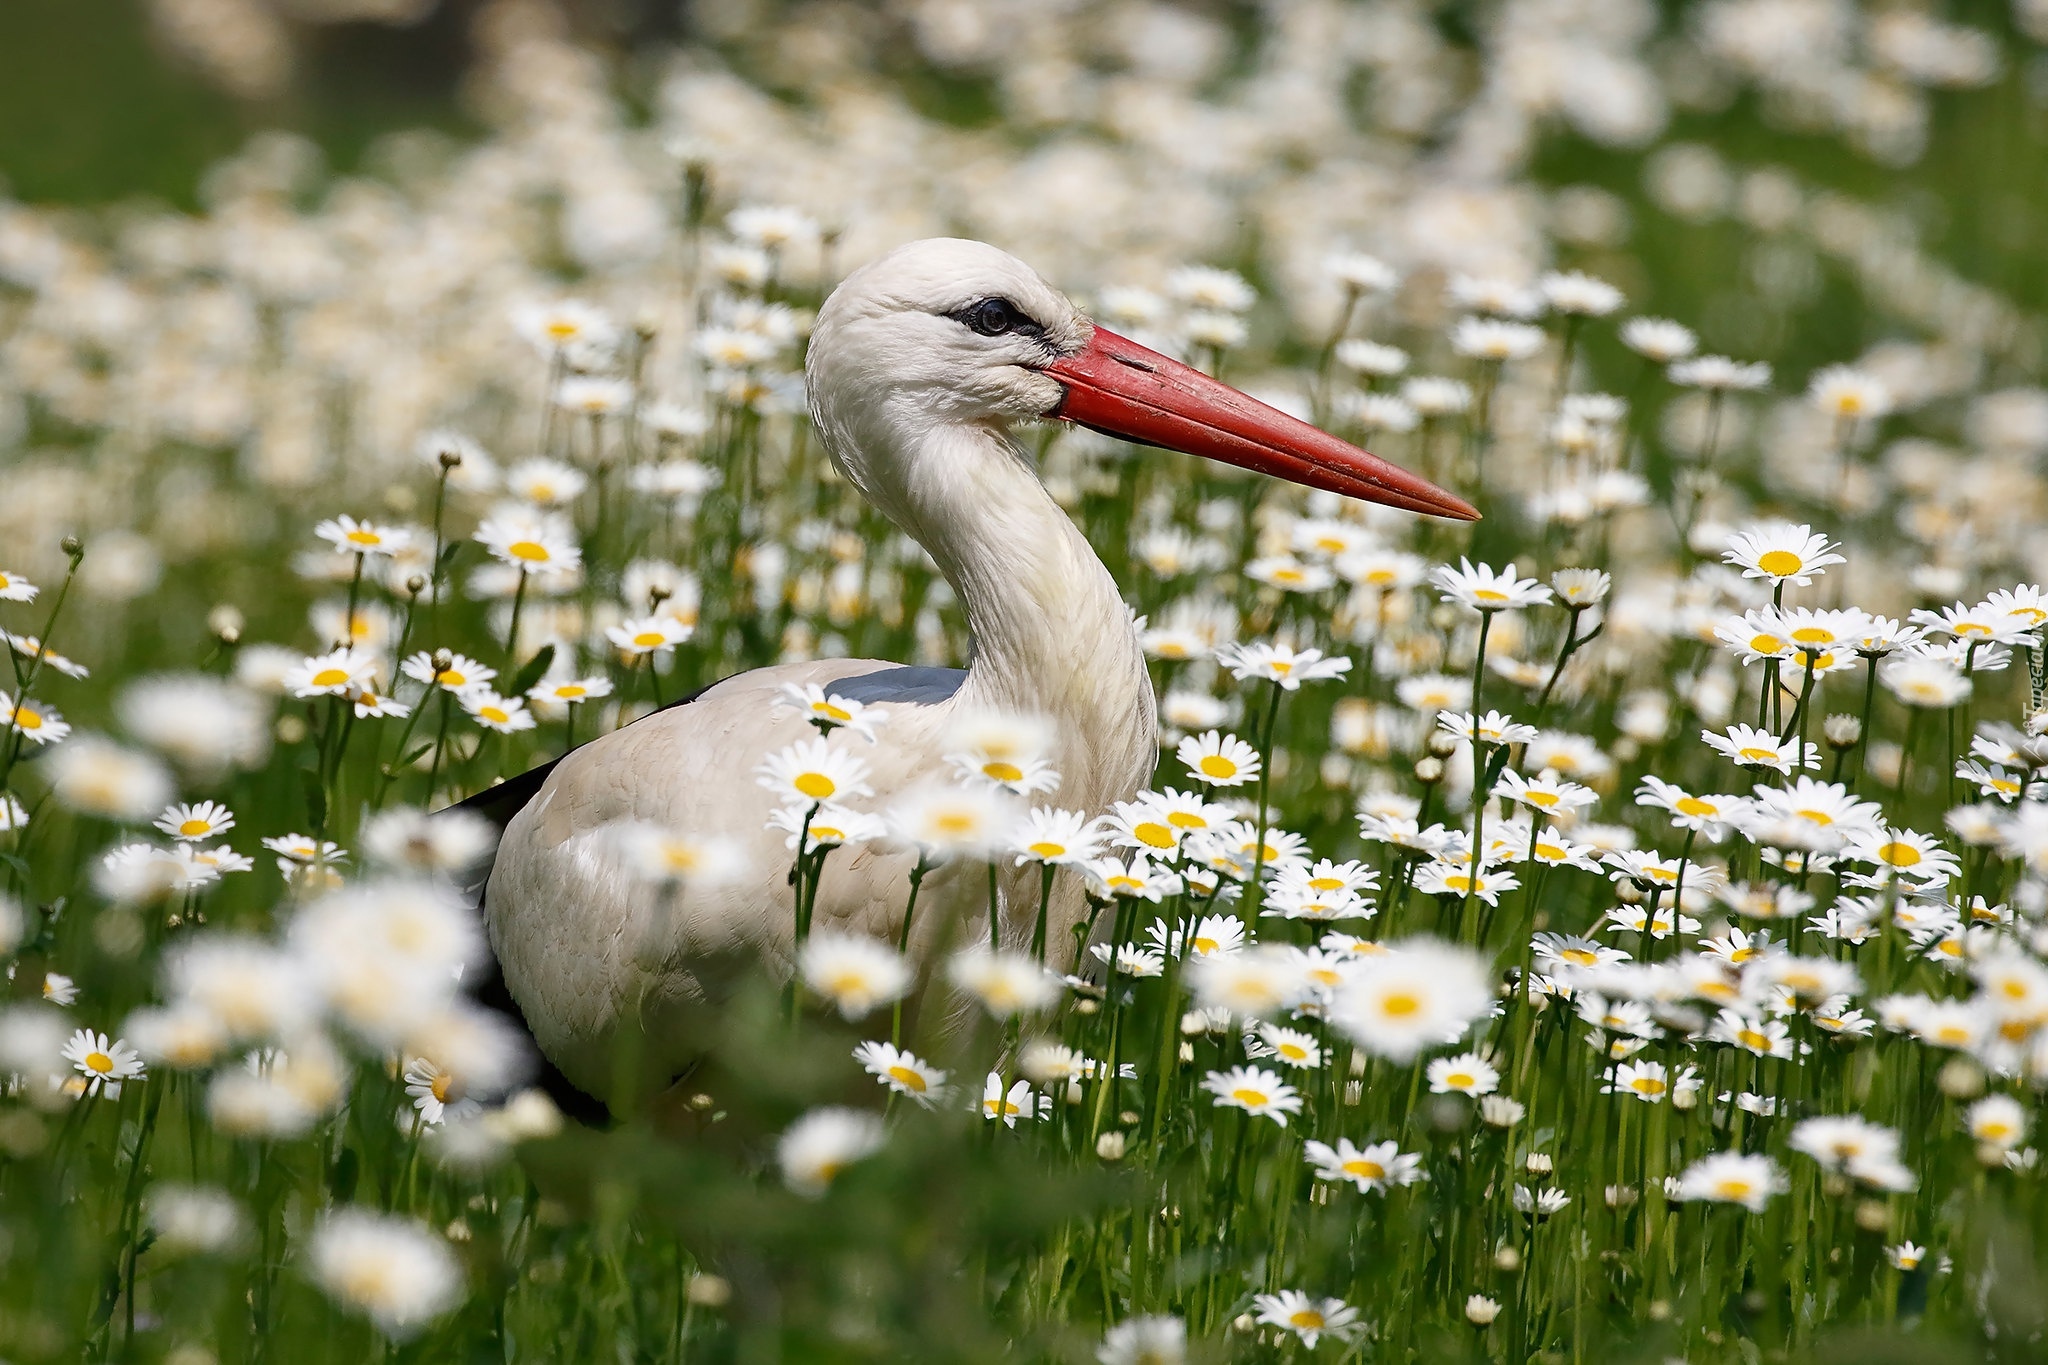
(345, 529, 381, 546)
(633, 631, 666, 648)
(1738, 746, 1779, 762)
(178, 818, 211, 836)
(1199, 755, 1239, 779)
(887, 1065, 927, 1092)
(85, 1051, 114, 1074)
(311, 668, 349, 688)
(1278, 1043, 1309, 1061)
(556, 685, 587, 699)
(431, 1074, 453, 1103)
(1562, 948, 1598, 966)
(1714, 1178, 1756, 1200)
(1289, 1310, 1326, 1329)
(1738, 1029, 1769, 1050)
(480, 706, 510, 724)
(1445, 1071, 1475, 1088)
(1790, 627, 1832, 644)
(507, 540, 550, 562)
(932, 813, 976, 835)
(1631, 1076, 1667, 1095)
(1878, 841, 1921, 867)
(1381, 991, 1421, 1018)
(817, 702, 850, 721)
(1675, 796, 1715, 817)
(1750, 634, 1784, 654)
(435, 669, 467, 686)
(982, 761, 1024, 783)
(1133, 822, 1176, 848)
(794, 773, 836, 800)
(1524, 790, 1559, 808)
(1473, 588, 1509, 603)
(1028, 840, 1065, 859)
(1230, 1087, 1269, 1107)
(1797, 809, 1833, 826)
(1756, 550, 1804, 577)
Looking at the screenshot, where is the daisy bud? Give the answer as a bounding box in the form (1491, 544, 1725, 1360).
(1095, 1131, 1127, 1161)
(208, 604, 244, 639)
(61, 536, 82, 558)
(1854, 1200, 1889, 1233)
(1938, 1058, 1985, 1099)
(1427, 730, 1461, 759)
(438, 447, 462, 470)
(686, 1274, 731, 1308)
(406, 575, 428, 597)
(1464, 1295, 1501, 1326)
(1414, 757, 1446, 785)
(1822, 714, 1862, 749)
(1493, 1245, 1520, 1272)
(1524, 1152, 1553, 1175)
(1615, 881, 1645, 905)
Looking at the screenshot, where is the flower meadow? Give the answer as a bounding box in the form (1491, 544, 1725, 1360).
(9, 3, 2048, 1363)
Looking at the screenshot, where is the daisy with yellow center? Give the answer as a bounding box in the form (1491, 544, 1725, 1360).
(155, 801, 236, 843)
(1201, 1065, 1303, 1126)
(1175, 729, 1261, 788)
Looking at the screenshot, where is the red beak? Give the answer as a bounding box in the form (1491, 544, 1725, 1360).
(1045, 324, 1478, 521)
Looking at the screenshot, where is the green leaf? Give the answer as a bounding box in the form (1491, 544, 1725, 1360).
(506, 642, 556, 699)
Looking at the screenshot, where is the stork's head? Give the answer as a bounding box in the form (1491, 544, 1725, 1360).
(807, 238, 1477, 521)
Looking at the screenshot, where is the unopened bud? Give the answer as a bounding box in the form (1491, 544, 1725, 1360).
(61, 535, 82, 557)
(1493, 1245, 1521, 1272)
(1427, 730, 1461, 759)
(1095, 1131, 1127, 1161)
(439, 448, 462, 470)
(1854, 1199, 1889, 1232)
(433, 648, 453, 671)
(1524, 1152, 1553, 1175)
(1938, 1057, 1985, 1099)
(1615, 881, 1645, 906)
(406, 574, 428, 597)
(1464, 1294, 1501, 1325)
(1414, 756, 1446, 785)
(1822, 714, 1862, 749)
(686, 1273, 730, 1307)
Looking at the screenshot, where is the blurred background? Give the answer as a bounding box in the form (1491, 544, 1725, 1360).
(4, 0, 2048, 607)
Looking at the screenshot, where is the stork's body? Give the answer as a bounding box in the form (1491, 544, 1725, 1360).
(481, 240, 1473, 1106)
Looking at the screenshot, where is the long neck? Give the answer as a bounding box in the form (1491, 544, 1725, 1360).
(854, 420, 1157, 805)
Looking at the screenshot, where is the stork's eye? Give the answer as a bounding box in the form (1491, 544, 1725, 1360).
(955, 297, 1042, 339)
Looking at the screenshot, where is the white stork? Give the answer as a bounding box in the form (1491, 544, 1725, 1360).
(473, 238, 1475, 1108)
